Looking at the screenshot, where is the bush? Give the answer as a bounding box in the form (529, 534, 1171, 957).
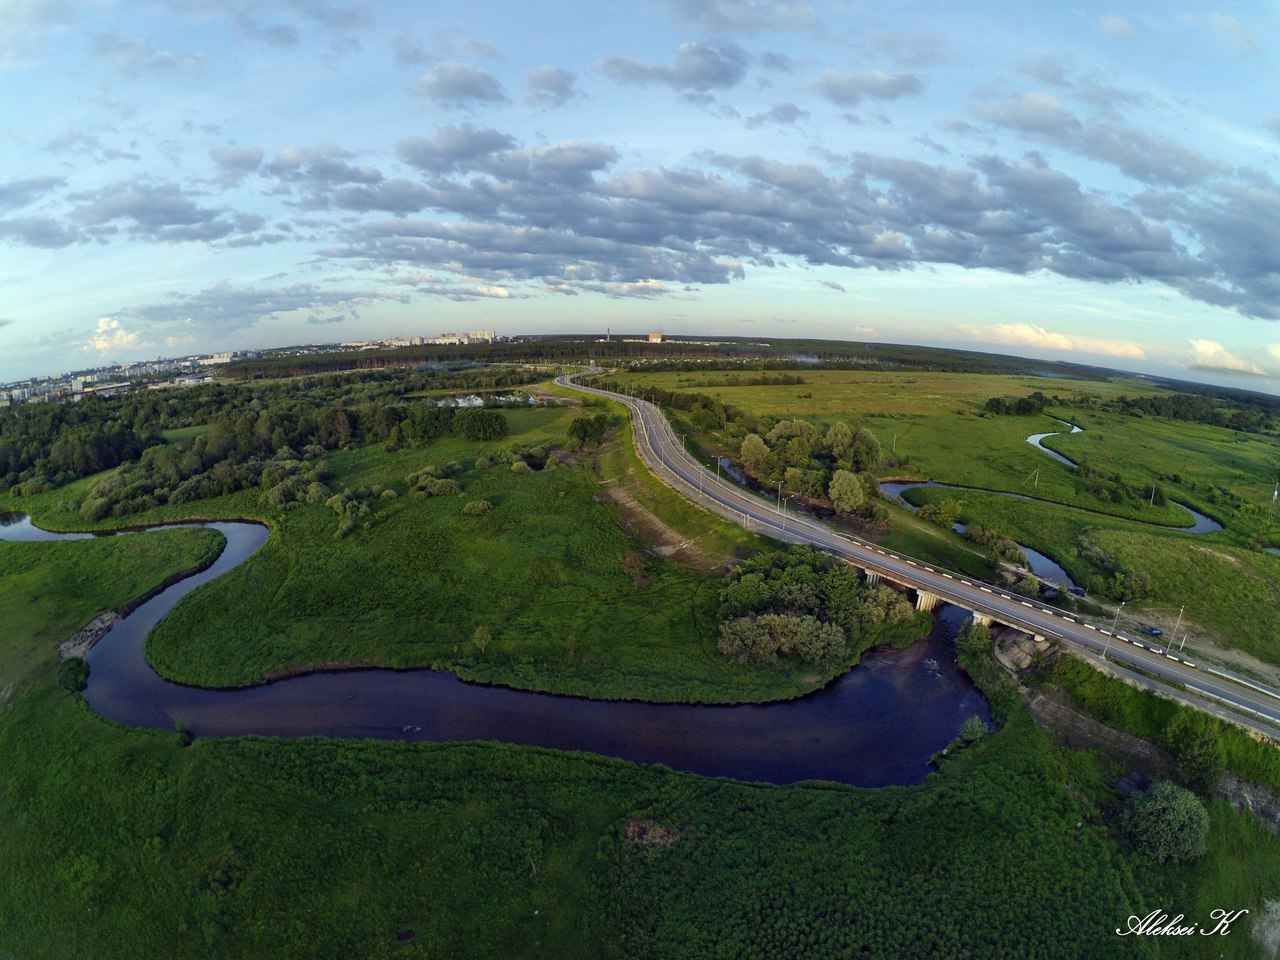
(463, 500, 492, 516)
(58, 657, 89, 693)
(1121, 780, 1208, 863)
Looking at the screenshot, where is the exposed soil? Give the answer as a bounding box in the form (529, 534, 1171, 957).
(996, 630, 1280, 835)
(596, 485, 723, 573)
(58, 611, 122, 660)
(625, 819, 678, 847)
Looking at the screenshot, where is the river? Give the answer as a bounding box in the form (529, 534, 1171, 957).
(1, 512, 988, 787)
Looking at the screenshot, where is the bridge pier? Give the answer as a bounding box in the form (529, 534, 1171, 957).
(915, 590, 941, 613)
(865, 569, 881, 585)
(971, 612, 993, 628)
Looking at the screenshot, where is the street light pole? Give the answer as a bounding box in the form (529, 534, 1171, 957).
(1164, 606, 1184, 655)
(1103, 600, 1125, 660)
(782, 495, 794, 533)
(776, 480, 783, 512)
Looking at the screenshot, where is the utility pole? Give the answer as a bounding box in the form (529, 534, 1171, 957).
(1164, 606, 1184, 655)
(1103, 600, 1125, 660)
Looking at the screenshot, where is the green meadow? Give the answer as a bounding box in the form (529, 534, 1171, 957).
(13, 405, 913, 703)
(611, 367, 1280, 666)
(4, 525, 1280, 959)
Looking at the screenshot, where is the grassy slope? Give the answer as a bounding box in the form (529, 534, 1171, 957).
(2, 549, 1277, 958)
(904, 486, 1280, 665)
(13, 407, 915, 703)
(3, 425, 1279, 959)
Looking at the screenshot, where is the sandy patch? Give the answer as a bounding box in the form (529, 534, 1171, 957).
(59, 611, 121, 660)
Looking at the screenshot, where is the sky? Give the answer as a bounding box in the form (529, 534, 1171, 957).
(2, 1, 1279, 392)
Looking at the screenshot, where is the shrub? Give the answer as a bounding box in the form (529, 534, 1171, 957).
(58, 657, 89, 693)
(463, 500, 492, 516)
(1121, 780, 1208, 863)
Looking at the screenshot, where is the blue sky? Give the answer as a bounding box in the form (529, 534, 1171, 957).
(2, 1, 1279, 392)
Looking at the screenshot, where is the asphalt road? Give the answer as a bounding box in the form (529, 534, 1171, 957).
(559, 372, 1280, 740)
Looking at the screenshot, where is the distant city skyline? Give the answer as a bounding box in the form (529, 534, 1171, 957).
(2, 1, 1279, 394)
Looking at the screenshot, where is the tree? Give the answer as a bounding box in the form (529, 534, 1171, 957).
(848, 427, 882, 472)
(740, 433, 768, 472)
(1162, 713, 1224, 795)
(1121, 780, 1208, 862)
(825, 421, 854, 463)
(455, 408, 509, 441)
(828, 469, 865, 515)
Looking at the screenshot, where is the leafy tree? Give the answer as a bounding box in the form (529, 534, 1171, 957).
(1121, 780, 1208, 863)
(1161, 713, 1224, 795)
(828, 469, 864, 515)
(848, 427, 882, 472)
(824, 421, 854, 464)
(740, 434, 768, 471)
(455, 408, 509, 441)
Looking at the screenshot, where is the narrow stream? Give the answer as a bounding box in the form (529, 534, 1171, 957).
(2, 512, 989, 787)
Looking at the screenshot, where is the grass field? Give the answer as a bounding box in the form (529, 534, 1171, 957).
(609, 369, 1277, 532)
(610, 367, 1280, 669)
(902, 486, 1280, 668)
(12, 406, 921, 703)
(3, 536, 1279, 958)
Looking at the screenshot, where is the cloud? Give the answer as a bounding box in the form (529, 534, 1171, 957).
(853, 325, 874, 334)
(0, 318, 16, 328)
(599, 42, 748, 91)
(91, 32, 207, 77)
(745, 102, 809, 127)
(980, 93, 1226, 186)
(651, 0, 817, 33)
(105, 281, 396, 336)
(413, 61, 507, 105)
(0, 216, 80, 247)
(1204, 12, 1261, 59)
(813, 69, 924, 106)
(87, 316, 141, 353)
(1187, 339, 1268, 376)
(0, 0, 88, 64)
(1094, 15, 1137, 40)
(820, 279, 845, 292)
(0, 175, 64, 211)
(209, 145, 264, 184)
(70, 179, 246, 242)
(524, 65, 581, 108)
(396, 124, 518, 173)
(954, 322, 1146, 359)
(391, 30, 432, 67)
(266, 143, 381, 183)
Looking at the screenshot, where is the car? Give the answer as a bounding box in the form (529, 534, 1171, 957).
(1139, 626, 1163, 637)
(1067, 586, 1087, 597)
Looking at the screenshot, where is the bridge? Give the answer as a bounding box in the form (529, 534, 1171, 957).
(558, 371, 1280, 741)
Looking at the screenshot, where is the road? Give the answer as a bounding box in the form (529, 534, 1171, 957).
(558, 371, 1280, 741)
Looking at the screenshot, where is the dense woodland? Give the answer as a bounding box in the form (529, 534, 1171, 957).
(717, 547, 917, 668)
(1, 366, 542, 519)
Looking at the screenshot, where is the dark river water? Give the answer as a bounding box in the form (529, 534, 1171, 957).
(1, 512, 989, 787)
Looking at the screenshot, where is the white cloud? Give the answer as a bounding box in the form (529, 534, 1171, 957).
(955, 322, 1146, 359)
(1094, 15, 1137, 40)
(87, 316, 141, 353)
(1188, 338, 1267, 375)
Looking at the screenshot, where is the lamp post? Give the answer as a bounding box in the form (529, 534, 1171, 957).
(776, 480, 784, 512)
(782, 495, 794, 534)
(1103, 600, 1125, 660)
(1164, 606, 1184, 655)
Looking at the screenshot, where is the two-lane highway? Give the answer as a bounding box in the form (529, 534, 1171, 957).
(559, 371, 1280, 740)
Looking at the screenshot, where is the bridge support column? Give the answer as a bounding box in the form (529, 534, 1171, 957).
(915, 590, 940, 613)
(865, 569, 881, 585)
(971, 612, 993, 628)
(1032, 634, 1047, 644)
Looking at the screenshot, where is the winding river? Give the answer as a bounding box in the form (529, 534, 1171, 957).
(1, 512, 988, 787)
(878, 416, 1223, 589)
